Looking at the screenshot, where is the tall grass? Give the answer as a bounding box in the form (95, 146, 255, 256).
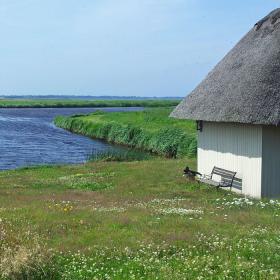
(89, 149, 152, 162)
(54, 108, 197, 158)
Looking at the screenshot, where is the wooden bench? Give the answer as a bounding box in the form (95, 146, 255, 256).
(199, 167, 237, 190)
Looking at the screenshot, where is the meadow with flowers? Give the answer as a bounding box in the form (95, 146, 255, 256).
(0, 158, 279, 279)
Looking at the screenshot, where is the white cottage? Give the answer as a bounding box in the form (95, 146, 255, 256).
(171, 9, 280, 198)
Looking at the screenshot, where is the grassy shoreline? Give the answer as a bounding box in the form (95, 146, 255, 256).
(54, 108, 197, 158)
(0, 99, 180, 108)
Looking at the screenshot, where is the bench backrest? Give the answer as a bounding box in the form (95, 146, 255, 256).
(211, 166, 236, 186)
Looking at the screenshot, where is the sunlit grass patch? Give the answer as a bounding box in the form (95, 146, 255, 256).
(92, 206, 126, 213)
(215, 197, 280, 209)
(48, 200, 75, 213)
(135, 198, 204, 219)
(58, 172, 115, 191)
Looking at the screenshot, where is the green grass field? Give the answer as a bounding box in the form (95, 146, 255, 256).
(0, 159, 279, 279)
(54, 108, 197, 158)
(0, 99, 180, 108)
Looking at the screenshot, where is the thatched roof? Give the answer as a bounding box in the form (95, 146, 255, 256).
(171, 9, 280, 126)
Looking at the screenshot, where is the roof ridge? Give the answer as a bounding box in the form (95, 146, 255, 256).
(254, 8, 280, 31)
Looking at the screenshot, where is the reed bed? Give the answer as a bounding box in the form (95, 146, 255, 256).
(54, 108, 197, 158)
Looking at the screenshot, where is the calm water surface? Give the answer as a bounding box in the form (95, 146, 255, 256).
(0, 107, 142, 170)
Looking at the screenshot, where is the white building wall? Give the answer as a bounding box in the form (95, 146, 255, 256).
(261, 126, 280, 198)
(198, 122, 263, 198)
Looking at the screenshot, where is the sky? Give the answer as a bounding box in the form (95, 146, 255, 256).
(0, 1, 279, 97)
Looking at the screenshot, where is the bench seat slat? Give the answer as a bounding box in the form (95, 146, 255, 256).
(199, 178, 220, 187)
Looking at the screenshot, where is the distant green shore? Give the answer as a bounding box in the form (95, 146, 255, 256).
(0, 99, 180, 108)
(54, 108, 197, 158)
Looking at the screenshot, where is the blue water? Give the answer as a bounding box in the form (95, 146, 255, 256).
(0, 107, 142, 170)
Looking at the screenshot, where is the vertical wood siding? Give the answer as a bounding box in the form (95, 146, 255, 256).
(198, 122, 263, 198)
(262, 126, 280, 198)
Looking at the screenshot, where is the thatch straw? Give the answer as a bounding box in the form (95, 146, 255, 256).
(171, 9, 280, 126)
